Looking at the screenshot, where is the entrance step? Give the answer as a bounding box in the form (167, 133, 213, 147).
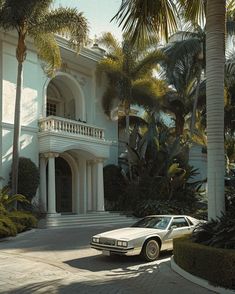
(38, 212, 137, 229)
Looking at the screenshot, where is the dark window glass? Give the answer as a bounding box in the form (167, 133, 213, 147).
(132, 216, 171, 230)
(171, 217, 189, 228)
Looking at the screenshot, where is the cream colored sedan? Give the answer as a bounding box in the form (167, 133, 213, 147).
(91, 215, 202, 262)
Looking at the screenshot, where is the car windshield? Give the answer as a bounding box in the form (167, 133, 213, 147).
(132, 216, 171, 230)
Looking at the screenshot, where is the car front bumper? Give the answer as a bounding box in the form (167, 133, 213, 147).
(90, 243, 139, 256)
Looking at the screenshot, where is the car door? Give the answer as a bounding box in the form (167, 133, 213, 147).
(163, 217, 192, 250)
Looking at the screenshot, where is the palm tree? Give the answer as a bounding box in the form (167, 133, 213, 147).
(180, 0, 226, 219)
(161, 52, 203, 136)
(162, 25, 205, 134)
(163, 4, 235, 135)
(0, 0, 88, 195)
(97, 32, 167, 142)
(113, 0, 229, 219)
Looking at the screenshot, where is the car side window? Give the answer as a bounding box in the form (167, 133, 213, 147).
(186, 217, 194, 226)
(170, 217, 189, 228)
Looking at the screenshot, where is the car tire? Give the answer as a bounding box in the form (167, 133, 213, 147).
(141, 239, 160, 262)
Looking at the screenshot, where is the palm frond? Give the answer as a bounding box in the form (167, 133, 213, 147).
(97, 58, 123, 83)
(33, 33, 61, 76)
(131, 50, 166, 79)
(132, 78, 166, 109)
(34, 7, 88, 51)
(112, 0, 178, 45)
(97, 32, 122, 55)
(178, 0, 205, 27)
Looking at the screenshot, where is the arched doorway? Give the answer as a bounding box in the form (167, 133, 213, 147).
(55, 157, 72, 213)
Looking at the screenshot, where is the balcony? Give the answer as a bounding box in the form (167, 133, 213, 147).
(39, 116, 104, 140)
(38, 116, 110, 157)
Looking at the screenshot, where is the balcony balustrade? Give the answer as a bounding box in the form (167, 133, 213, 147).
(39, 116, 104, 140)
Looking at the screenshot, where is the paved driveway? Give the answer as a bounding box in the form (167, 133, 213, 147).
(0, 225, 215, 294)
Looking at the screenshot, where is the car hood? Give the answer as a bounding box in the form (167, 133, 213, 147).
(94, 227, 165, 241)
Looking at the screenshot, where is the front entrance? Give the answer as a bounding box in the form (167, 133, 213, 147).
(55, 157, 72, 213)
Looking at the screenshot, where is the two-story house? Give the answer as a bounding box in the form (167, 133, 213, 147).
(0, 31, 119, 216)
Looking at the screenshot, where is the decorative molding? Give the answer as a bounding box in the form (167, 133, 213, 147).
(43, 152, 59, 158)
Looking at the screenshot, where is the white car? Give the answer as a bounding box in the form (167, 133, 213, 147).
(91, 215, 202, 262)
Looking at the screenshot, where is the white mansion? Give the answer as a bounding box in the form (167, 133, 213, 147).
(0, 31, 119, 215)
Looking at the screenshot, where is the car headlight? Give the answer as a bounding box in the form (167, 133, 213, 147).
(92, 237, 99, 243)
(117, 240, 128, 247)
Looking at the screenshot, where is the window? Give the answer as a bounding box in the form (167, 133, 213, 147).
(170, 217, 189, 228)
(47, 102, 57, 116)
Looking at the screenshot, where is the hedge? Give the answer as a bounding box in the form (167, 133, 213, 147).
(0, 215, 17, 237)
(173, 237, 235, 290)
(8, 211, 38, 233)
(0, 211, 37, 238)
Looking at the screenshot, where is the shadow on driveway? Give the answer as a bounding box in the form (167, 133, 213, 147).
(64, 251, 173, 272)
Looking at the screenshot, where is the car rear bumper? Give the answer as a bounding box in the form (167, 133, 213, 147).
(90, 243, 138, 256)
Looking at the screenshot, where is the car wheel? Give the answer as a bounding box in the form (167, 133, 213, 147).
(141, 239, 160, 262)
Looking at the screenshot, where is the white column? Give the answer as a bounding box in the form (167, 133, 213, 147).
(46, 153, 59, 215)
(79, 157, 87, 214)
(74, 165, 80, 214)
(39, 154, 47, 212)
(87, 160, 93, 211)
(92, 161, 97, 211)
(96, 159, 105, 211)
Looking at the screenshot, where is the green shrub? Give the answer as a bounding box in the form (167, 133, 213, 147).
(0, 215, 17, 237)
(9, 211, 38, 232)
(173, 237, 235, 290)
(192, 213, 235, 249)
(9, 157, 40, 204)
(133, 199, 196, 218)
(104, 164, 126, 210)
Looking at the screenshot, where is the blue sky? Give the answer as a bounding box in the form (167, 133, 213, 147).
(55, 0, 123, 41)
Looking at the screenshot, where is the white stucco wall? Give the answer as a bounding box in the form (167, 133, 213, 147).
(0, 31, 118, 186)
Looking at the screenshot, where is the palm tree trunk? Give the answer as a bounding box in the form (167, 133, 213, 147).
(206, 0, 225, 219)
(175, 113, 184, 137)
(190, 74, 201, 135)
(11, 62, 23, 195)
(11, 30, 27, 195)
(124, 101, 133, 181)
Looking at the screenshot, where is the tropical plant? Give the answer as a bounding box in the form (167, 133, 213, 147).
(0, 187, 29, 213)
(0, 0, 88, 195)
(0, 187, 37, 238)
(118, 113, 203, 210)
(113, 0, 229, 219)
(9, 157, 40, 205)
(192, 213, 235, 249)
(103, 164, 126, 210)
(160, 52, 203, 136)
(97, 32, 167, 142)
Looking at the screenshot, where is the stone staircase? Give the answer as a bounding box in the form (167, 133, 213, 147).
(38, 211, 137, 229)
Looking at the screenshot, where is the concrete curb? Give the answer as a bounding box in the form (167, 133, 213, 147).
(171, 256, 235, 294)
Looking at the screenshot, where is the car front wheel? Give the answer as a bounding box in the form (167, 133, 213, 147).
(141, 239, 160, 262)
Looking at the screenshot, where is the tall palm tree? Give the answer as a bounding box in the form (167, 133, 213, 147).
(113, 0, 230, 219)
(0, 0, 88, 195)
(97, 32, 167, 142)
(179, 0, 227, 219)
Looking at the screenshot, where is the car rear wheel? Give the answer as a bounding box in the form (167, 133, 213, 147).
(141, 239, 160, 262)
